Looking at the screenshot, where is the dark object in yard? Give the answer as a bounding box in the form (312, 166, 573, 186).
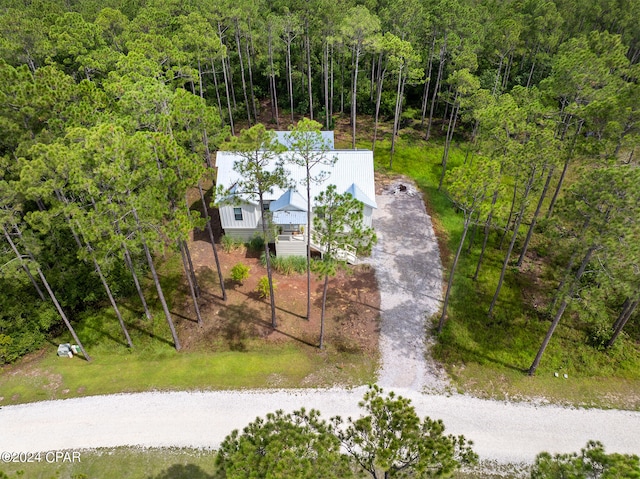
(399, 184, 407, 191)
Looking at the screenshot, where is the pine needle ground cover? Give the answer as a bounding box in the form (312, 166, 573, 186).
(370, 133, 640, 411)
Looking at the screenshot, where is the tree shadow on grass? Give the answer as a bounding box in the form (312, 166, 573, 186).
(447, 342, 528, 374)
(125, 321, 175, 348)
(80, 321, 129, 348)
(147, 463, 217, 479)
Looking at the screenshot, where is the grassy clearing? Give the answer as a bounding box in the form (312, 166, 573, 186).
(370, 131, 640, 410)
(0, 447, 529, 479)
(0, 448, 218, 479)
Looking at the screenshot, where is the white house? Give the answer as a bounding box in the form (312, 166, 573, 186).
(214, 138, 376, 263)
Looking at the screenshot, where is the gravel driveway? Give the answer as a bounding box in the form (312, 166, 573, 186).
(370, 180, 449, 392)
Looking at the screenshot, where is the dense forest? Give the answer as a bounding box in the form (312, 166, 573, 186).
(0, 0, 638, 370)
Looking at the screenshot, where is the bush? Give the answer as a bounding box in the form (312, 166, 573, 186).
(256, 276, 275, 299)
(260, 253, 309, 275)
(230, 263, 250, 284)
(247, 234, 265, 252)
(221, 235, 244, 253)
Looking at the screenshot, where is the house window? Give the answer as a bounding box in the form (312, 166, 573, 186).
(262, 201, 270, 211)
(233, 207, 243, 221)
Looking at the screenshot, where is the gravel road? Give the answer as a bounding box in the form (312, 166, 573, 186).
(1, 388, 639, 466)
(1, 180, 639, 468)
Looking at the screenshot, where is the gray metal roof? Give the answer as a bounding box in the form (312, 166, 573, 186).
(345, 183, 377, 208)
(270, 189, 308, 212)
(215, 150, 377, 210)
(272, 210, 308, 225)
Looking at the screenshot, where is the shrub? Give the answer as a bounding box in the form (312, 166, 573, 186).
(260, 253, 309, 275)
(247, 234, 265, 252)
(221, 235, 244, 253)
(230, 263, 250, 284)
(256, 276, 275, 298)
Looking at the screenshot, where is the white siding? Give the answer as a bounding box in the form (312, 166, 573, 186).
(276, 237, 307, 257)
(219, 204, 260, 229)
(363, 205, 373, 228)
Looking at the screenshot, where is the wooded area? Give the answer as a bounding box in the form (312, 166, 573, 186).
(0, 0, 638, 375)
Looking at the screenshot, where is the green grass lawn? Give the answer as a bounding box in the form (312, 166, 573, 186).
(370, 131, 640, 410)
(0, 342, 371, 405)
(0, 448, 219, 479)
(0, 447, 529, 479)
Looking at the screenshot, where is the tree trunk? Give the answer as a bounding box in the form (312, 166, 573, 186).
(390, 66, 406, 168)
(526, 44, 540, 88)
(198, 182, 226, 301)
(420, 31, 436, 126)
(132, 208, 181, 351)
(197, 58, 205, 99)
(438, 216, 471, 333)
(62, 201, 134, 348)
(529, 245, 596, 375)
(324, 40, 330, 129)
(123, 240, 153, 320)
(474, 190, 498, 281)
(245, 34, 259, 123)
(114, 218, 153, 320)
(489, 168, 537, 316)
(466, 211, 481, 253)
(330, 42, 334, 119)
(517, 166, 554, 267)
(340, 51, 344, 114)
(92, 253, 134, 347)
(22, 263, 46, 300)
(286, 37, 294, 124)
(488, 210, 522, 316)
(547, 121, 583, 219)
(319, 273, 329, 349)
(183, 240, 200, 298)
(306, 175, 312, 322)
(180, 240, 203, 325)
(351, 46, 361, 149)
(439, 99, 459, 190)
(426, 34, 447, 141)
(211, 59, 225, 128)
(216, 53, 234, 135)
(372, 53, 385, 152)
(3, 225, 91, 361)
(305, 22, 313, 120)
(259, 194, 277, 328)
(235, 20, 252, 125)
(499, 177, 519, 249)
(607, 298, 639, 348)
(268, 26, 280, 127)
